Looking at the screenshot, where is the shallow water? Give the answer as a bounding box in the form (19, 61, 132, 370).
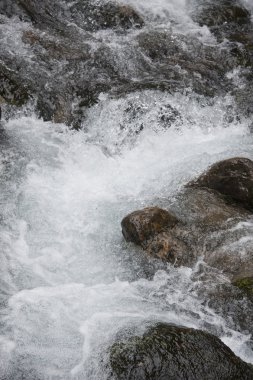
(1, 0, 253, 379)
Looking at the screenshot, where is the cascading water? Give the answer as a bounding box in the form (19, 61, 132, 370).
(0, 0, 253, 379)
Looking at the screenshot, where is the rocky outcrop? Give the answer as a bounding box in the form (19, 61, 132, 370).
(121, 163, 253, 278)
(191, 157, 253, 212)
(110, 322, 253, 380)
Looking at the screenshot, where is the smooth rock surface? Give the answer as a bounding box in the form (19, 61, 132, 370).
(110, 322, 253, 380)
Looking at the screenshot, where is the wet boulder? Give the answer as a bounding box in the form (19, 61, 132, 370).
(121, 207, 179, 245)
(171, 187, 252, 275)
(121, 186, 252, 270)
(110, 322, 253, 380)
(136, 30, 235, 97)
(190, 157, 253, 212)
(193, 0, 251, 28)
(205, 245, 253, 282)
(178, 187, 249, 227)
(145, 231, 192, 266)
(121, 207, 196, 266)
(180, 180, 253, 279)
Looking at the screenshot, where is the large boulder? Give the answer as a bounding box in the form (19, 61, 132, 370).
(121, 185, 252, 270)
(121, 207, 179, 245)
(190, 157, 253, 212)
(110, 322, 253, 380)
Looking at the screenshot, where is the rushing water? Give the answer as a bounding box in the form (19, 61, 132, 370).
(1, 1, 253, 379)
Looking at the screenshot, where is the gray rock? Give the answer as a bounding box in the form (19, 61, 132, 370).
(110, 322, 253, 380)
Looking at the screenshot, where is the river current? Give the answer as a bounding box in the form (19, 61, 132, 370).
(0, 1, 253, 379)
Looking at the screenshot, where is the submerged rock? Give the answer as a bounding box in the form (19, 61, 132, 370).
(0, 63, 30, 107)
(196, 277, 253, 338)
(121, 207, 179, 245)
(136, 30, 235, 97)
(121, 185, 250, 272)
(177, 186, 253, 280)
(177, 187, 248, 227)
(67, 2, 144, 32)
(110, 322, 253, 380)
(233, 276, 253, 300)
(193, 0, 251, 28)
(174, 187, 253, 278)
(191, 157, 253, 212)
(145, 231, 192, 266)
(195, 0, 253, 119)
(3, 0, 144, 33)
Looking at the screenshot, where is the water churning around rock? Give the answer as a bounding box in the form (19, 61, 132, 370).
(0, 1, 253, 379)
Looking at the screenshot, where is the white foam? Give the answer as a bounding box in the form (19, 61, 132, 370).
(0, 88, 253, 379)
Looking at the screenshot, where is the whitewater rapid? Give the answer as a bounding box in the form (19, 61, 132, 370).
(1, 0, 253, 377)
(0, 89, 253, 379)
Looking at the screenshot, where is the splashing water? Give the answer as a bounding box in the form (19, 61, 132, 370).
(0, 87, 253, 380)
(1, 0, 253, 379)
